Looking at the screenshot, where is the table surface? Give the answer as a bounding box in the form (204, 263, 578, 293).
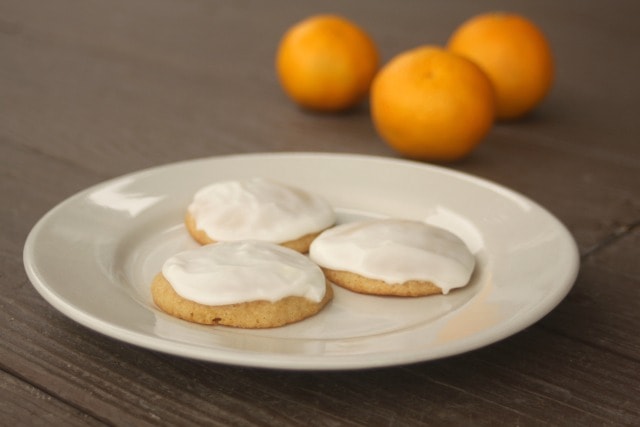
(3, 0, 639, 425)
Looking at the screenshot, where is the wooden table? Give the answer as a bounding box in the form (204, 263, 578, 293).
(3, 1, 639, 425)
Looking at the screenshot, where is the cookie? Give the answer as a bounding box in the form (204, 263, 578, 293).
(309, 219, 475, 296)
(152, 240, 333, 328)
(185, 178, 335, 253)
(184, 212, 323, 253)
(320, 269, 443, 297)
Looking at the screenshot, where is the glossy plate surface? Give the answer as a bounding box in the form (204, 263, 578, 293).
(24, 153, 579, 370)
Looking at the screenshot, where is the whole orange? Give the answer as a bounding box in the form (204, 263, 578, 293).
(276, 15, 379, 112)
(370, 46, 495, 162)
(447, 12, 554, 120)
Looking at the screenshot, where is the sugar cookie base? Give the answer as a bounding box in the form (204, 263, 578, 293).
(185, 212, 326, 253)
(151, 273, 333, 328)
(322, 268, 443, 297)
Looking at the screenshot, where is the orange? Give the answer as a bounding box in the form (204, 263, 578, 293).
(447, 12, 554, 120)
(370, 46, 495, 162)
(276, 15, 379, 112)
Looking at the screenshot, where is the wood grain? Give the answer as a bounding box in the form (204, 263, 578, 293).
(0, 370, 104, 427)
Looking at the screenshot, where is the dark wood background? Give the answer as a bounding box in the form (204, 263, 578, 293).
(2, 0, 639, 425)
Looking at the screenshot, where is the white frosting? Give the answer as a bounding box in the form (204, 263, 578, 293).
(188, 178, 336, 243)
(309, 219, 475, 294)
(162, 241, 327, 305)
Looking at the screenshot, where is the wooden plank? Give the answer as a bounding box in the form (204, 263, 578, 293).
(3, 0, 638, 248)
(0, 15, 393, 177)
(0, 138, 106, 259)
(0, 279, 249, 426)
(405, 328, 640, 424)
(3, 85, 639, 427)
(461, 125, 640, 254)
(4, 267, 639, 426)
(539, 231, 640, 360)
(584, 224, 640, 278)
(3, 151, 639, 426)
(0, 370, 105, 427)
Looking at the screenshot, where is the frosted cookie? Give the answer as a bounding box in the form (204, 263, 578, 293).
(151, 240, 333, 328)
(309, 219, 475, 296)
(185, 178, 336, 253)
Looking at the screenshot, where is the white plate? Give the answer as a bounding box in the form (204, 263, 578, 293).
(23, 153, 579, 370)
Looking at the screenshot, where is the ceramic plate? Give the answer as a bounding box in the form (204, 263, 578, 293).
(23, 153, 579, 370)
